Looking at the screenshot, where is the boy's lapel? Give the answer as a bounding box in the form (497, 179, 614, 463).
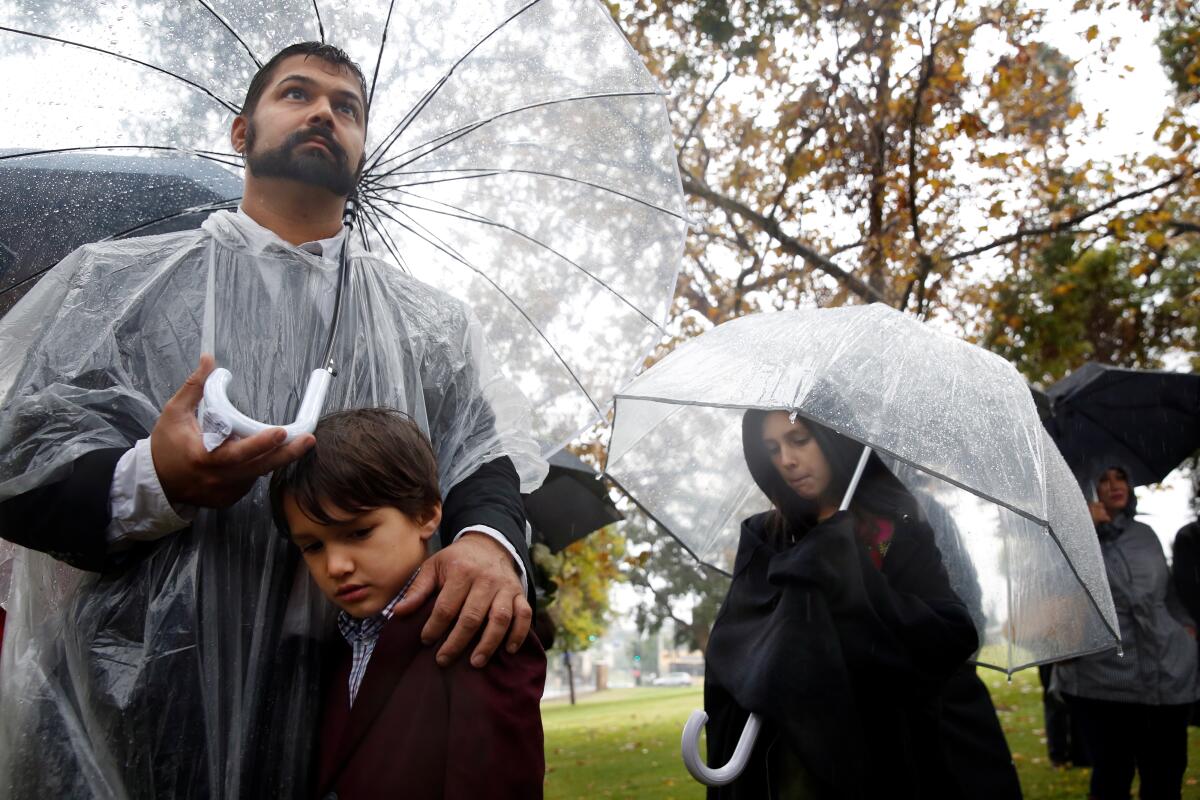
(327, 600, 432, 782)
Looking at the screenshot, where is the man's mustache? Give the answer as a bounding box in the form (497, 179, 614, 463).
(284, 127, 347, 163)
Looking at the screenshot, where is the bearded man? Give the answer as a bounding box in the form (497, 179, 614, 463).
(0, 42, 544, 798)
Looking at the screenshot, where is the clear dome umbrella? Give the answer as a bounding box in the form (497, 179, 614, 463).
(603, 305, 1121, 784)
(0, 0, 685, 453)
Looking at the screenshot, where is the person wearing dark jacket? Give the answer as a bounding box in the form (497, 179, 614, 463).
(1054, 466, 1199, 800)
(702, 410, 981, 799)
(1173, 513, 1200, 727)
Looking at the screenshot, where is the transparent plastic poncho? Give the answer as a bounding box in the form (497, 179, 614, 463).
(606, 305, 1121, 675)
(0, 210, 544, 798)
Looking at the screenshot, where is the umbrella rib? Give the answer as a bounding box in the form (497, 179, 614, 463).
(0, 198, 241, 302)
(368, 166, 685, 221)
(364, 0, 548, 167)
(193, 0, 263, 69)
(99, 198, 241, 240)
(1023, 516, 1125, 662)
(0, 144, 244, 170)
(311, 0, 326, 43)
(360, 206, 411, 275)
(362, 189, 665, 332)
(368, 91, 663, 174)
(364, 200, 603, 417)
(367, 0, 399, 108)
(0, 26, 240, 113)
(601, 470, 733, 579)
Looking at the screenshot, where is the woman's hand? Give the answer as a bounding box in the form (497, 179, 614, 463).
(1088, 501, 1111, 525)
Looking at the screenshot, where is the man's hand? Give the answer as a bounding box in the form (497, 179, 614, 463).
(392, 532, 530, 668)
(151, 354, 314, 508)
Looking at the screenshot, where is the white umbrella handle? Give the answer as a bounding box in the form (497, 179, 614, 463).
(840, 444, 873, 510)
(681, 709, 762, 786)
(202, 367, 333, 443)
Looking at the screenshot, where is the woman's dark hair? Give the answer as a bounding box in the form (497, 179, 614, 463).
(1095, 464, 1138, 515)
(241, 42, 369, 126)
(269, 408, 440, 538)
(742, 409, 919, 545)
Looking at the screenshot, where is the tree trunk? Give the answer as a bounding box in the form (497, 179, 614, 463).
(565, 651, 576, 706)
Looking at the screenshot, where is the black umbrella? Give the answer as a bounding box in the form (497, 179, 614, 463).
(1045, 362, 1200, 487)
(522, 449, 623, 552)
(0, 151, 241, 316)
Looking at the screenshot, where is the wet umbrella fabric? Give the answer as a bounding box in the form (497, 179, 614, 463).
(0, 151, 241, 315)
(0, 0, 686, 451)
(605, 305, 1120, 674)
(1044, 362, 1200, 488)
(524, 449, 623, 552)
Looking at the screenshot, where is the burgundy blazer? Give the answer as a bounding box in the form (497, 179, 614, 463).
(315, 596, 546, 800)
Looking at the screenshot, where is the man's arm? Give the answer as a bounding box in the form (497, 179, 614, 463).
(0, 447, 125, 572)
(440, 456, 532, 602)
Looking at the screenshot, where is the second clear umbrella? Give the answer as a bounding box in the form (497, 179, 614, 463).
(604, 305, 1121, 785)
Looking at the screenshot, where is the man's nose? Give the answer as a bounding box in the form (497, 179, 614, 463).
(307, 96, 335, 128)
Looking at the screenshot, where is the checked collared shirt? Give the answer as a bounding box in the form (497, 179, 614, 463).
(337, 567, 421, 707)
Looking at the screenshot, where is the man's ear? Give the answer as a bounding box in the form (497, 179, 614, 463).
(231, 115, 248, 154)
(419, 503, 443, 541)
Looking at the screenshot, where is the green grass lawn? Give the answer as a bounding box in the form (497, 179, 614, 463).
(543, 671, 1200, 799)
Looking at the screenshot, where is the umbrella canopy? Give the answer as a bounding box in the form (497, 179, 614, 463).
(523, 448, 623, 552)
(605, 305, 1119, 673)
(1044, 362, 1200, 488)
(0, 0, 686, 451)
(0, 151, 241, 315)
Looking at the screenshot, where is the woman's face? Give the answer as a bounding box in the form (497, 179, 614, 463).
(760, 411, 833, 502)
(1096, 468, 1130, 516)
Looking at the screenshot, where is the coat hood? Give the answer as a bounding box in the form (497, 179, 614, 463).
(740, 409, 919, 541)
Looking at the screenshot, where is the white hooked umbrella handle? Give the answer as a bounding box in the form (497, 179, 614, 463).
(679, 443, 874, 786)
(681, 710, 762, 786)
(202, 367, 333, 443)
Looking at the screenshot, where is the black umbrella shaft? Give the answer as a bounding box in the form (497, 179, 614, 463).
(321, 196, 358, 373)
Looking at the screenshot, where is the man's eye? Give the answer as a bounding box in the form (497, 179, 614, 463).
(338, 104, 359, 119)
(284, 87, 306, 99)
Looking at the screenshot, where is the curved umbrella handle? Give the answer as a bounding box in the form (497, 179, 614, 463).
(202, 367, 333, 443)
(680, 709, 761, 786)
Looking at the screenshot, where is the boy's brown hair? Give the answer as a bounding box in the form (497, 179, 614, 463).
(269, 408, 440, 537)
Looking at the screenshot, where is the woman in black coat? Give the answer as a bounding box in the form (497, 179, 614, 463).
(702, 410, 986, 799)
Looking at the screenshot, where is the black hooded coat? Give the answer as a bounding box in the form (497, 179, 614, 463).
(702, 414, 981, 799)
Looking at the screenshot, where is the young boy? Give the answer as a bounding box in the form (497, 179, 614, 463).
(269, 408, 546, 800)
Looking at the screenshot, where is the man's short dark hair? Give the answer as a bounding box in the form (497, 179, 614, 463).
(242, 41, 369, 126)
(269, 408, 440, 538)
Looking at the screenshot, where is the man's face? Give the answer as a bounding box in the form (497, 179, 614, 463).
(238, 54, 367, 197)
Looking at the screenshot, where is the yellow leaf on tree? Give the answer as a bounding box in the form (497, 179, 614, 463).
(1085, 25, 1099, 43)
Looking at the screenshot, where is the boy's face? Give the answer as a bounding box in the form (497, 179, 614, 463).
(283, 496, 441, 618)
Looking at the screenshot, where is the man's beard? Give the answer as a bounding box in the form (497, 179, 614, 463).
(244, 120, 359, 197)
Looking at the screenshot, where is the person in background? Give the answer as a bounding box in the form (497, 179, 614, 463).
(1054, 466, 1199, 800)
(702, 410, 981, 798)
(1171, 469, 1200, 726)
